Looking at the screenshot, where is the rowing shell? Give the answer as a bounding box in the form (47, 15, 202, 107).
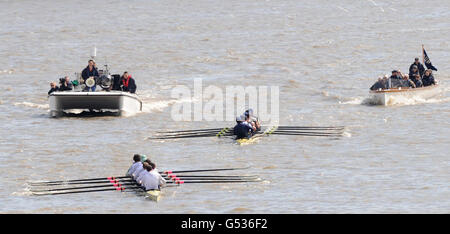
(145, 189, 161, 202)
(236, 136, 261, 145)
(235, 126, 278, 145)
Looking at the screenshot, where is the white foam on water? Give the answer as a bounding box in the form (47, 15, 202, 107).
(141, 97, 196, 113)
(13, 102, 49, 109)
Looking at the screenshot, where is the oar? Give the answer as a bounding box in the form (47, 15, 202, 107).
(163, 166, 250, 174)
(269, 132, 343, 137)
(149, 133, 232, 140)
(157, 129, 231, 136)
(30, 182, 139, 193)
(168, 179, 262, 184)
(28, 176, 131, 186)
(30, 176, 260, 186)
(274, 126, 345, 130)
(271, 130, 344, 135)
(32, 186, 143, 196)
(156, 127, 229, 134)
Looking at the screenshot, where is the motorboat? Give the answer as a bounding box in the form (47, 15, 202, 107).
(368, 84, 442, 106)
(48, 49, 142, 117)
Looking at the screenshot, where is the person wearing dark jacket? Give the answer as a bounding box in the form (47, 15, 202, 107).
(409, 58, 425, 77)
(409, 65, 420, 79)
(370, 77, 388, 90)
(48, 82, 59, 95)
(121, 71, 137, 93)
(422, 69, 436, 86)
(81, 60, 99, 91)
(59, 76, 73, 91)
(410, 74, 423, 88)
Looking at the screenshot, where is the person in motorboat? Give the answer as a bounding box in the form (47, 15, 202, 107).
(111, 74, 122, 91)
(400, 74, 416, 88)
(388, 70, 403, 88)
(126, 154, 143, 177)
(233, 114, 256, 140)
(121, 71, 137, 93)
(410, 74, 423, 88)
(409, 65, 420, 79)
(370, 76, 389, 90)
(409, 57, 425, 77)
(244, 108, 260, 131)
(422, 69, 436, 87)
(81, 59, 99, 92)
(48, 82, 59, 95)
(59, 76, 73, 91)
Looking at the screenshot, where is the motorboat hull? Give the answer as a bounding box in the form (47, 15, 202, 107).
(49, 91, 142, 117)
(368, 85, 442, 106)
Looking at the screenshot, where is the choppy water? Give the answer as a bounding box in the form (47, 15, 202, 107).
(1, 0, 449, 213)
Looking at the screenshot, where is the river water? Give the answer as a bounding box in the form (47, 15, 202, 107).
(0, 0, 449, 213)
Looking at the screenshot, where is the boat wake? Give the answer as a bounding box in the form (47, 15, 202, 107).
(339, 93, 450, 106)
(141, 97, 196, 113)
(13, 102, 49, 110)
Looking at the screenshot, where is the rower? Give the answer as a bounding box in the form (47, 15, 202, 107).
(233, 115, 256, 140)
(149, 162, 166, 188)
(139, 162, 164, 191)
(244, 108, 261, 131)
(126, 154, 143, 177)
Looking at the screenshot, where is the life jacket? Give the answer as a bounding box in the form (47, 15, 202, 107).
(123, 76, 131, 88)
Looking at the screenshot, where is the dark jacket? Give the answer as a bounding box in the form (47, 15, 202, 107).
(121, 76, 137, 93)
(111, 74, 122, 91)
(409, 62, 425, 77)
(59, 82, 73, 91)
(48, 86, 59, 95)
(370, 80, 388, 90)
(422, 74, 436, 86)
(81, 66, 99, 81)
(410, 77, 423, 88)
(233, 122, 253, 140)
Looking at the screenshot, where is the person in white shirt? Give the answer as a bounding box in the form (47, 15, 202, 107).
(149, 162, 166, 187)
(139, 162, 166, 191)
(126, 154, 143, 177)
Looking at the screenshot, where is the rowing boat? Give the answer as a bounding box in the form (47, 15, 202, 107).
(236, 136, 261, 145)
(144, 189, 161, 202)
(368, 84, 442, 106)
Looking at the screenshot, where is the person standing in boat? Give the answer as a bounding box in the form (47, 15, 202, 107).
(81, 59, 99, 91)
(48, 82, 59, 95)
(422, 69, 436, 86)
(121, 71, 137, 93)
(409, 58, 425, 77)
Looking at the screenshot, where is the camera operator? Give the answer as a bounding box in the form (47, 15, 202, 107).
(59, 76, 73, 91)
